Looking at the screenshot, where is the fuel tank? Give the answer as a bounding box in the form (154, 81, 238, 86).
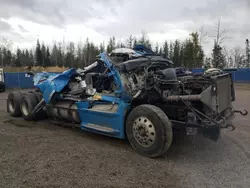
(45, 101, 81, 123)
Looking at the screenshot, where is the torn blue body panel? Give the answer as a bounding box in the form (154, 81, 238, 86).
(98, 52, 132, 102)
(33, 68, 78, 103)
(32, 53, 132, 104)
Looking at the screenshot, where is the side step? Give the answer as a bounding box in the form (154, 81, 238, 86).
(81, 122, 119, 136)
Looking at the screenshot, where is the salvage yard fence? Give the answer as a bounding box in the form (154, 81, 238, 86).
(2, 68, 250, 89)
(3, 72, 60, 89)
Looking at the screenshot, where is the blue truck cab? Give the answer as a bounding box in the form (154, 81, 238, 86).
(6, 46, 247, 158)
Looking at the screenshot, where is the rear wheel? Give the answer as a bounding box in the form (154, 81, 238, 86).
(126, 104, 173, 158)
(20, 92, 39, 121)
(7, 92, 23, 117)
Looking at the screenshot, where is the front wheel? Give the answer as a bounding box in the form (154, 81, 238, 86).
(125, 104, 173, 158)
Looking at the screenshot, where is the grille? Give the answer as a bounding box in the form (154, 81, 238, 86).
(216, 74, 232, 113)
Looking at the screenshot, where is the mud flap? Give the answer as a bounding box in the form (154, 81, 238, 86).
(202, 126, 221, 141)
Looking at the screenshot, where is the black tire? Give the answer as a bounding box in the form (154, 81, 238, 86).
(125, 104, 173, 158)
(7, 92, 23, 117)
(34, 91, 43, 102)
(0, 87, 5, 92)
(20, 92, 39, 121)
(0, 82, 5, 92)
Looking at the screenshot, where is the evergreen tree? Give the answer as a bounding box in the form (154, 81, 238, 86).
(138, 31, 152, 49)
(212, 40, 226, 68)
(99, 42, 105, 52)
(163, 41, 169, 58)
(159, 47, 163, 56)
(15, 48, 21, 67)
(198, 48, 205, 67)
(65, 42, 75, 67)
(173, 40, 180, 66)
(41, 43, 46, 67)
(35, 39, 42, 66)
(76, 42, 82, 68)
(246, 39, 250, 68)
(57, 42, 64, 67)
(45, 47, 51, 67)
(106, 37, 116, 53)
(190, 32, 199, 67)
(169, 42, 173, 60)
(183, 39, 194, 67)
(133, 38, 138, 48)
(155, 42, 159, 54)
(204, 57, 211, 69)
(189, 32, 204, 67)
(29, 49, 34, 66)
(51, 43, 58, 66)
(84, 38, 91, 65)
(179, 44, 184, 66)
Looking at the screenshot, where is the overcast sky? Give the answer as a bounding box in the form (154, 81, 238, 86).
(0, 0, 249, 56)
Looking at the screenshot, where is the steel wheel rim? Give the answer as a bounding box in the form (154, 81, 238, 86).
(21, 100, 29, 116)
(8, 99, 15, 113)
(132, 116, 156, 147)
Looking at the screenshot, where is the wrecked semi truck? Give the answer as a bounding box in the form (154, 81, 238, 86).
(6, 46, 248, 158)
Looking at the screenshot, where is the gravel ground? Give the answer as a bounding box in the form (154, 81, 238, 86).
(0, 88, 250, 188)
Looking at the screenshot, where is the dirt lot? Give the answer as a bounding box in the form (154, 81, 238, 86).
(0, 88, 250, 188)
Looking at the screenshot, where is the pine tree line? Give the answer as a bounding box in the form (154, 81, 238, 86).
(0, 31, 249, 69)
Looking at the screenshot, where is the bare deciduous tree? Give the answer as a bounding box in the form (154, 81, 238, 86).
(231, 46, 245, 68)
(212, 18, 230, 45)
(0, 37, 13, 50)
(222, 47, 231, 68)
(0, 37, 13, 67)
(199, 25, 208, 45)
